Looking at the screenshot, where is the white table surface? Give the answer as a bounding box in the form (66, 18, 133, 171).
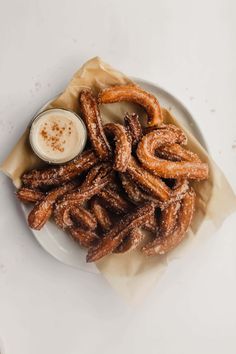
(0, 1, 236, 353)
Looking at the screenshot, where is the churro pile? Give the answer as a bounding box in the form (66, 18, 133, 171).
(17, 85, 209, 262)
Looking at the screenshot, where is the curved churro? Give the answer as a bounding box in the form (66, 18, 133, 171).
(90, 198, 112, 232)
(124, 112, 143, 148)
(22, 149, 98, 189)
(80, 89, 111, 160)
(98, 84, 162, 126)
(87, 202, 155, 262)
(142, 189, 195, 255)
(104, 123, 131, 172)
(28, 182, 76, 230)
(137, 130, 209, 180)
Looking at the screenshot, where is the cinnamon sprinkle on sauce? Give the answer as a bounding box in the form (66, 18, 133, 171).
(39, 121, 70, 153)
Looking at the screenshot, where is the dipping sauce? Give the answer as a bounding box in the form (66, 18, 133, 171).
(30, 109, 87, 164)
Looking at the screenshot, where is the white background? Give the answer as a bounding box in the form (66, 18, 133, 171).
(0, 0, 236, 353)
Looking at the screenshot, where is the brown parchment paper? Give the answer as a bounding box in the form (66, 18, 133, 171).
(1, 57, 236, 304)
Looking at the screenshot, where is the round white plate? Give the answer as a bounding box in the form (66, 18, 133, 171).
(21, 78, 207, 273)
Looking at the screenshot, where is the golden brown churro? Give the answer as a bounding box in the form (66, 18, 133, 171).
(28, 182, 76, 230)
(99, 84, 162, 126)
(22, 150, 98, 188)
(104, 123, 131, 172)
(80, 89, 111, 160)
(137, 129, 209, 179)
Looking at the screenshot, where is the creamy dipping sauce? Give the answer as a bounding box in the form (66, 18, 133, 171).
(30, 109, 87, 164)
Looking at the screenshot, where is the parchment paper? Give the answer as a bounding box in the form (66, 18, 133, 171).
(1, 57, 236, 304)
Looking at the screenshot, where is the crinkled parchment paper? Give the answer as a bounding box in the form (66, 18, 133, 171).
(1, 57, 236, 304)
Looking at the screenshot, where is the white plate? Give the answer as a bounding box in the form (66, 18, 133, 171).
(21, 78, 208, 273)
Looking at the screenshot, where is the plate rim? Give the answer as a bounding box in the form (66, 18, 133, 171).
(20, 77, 208, 271)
